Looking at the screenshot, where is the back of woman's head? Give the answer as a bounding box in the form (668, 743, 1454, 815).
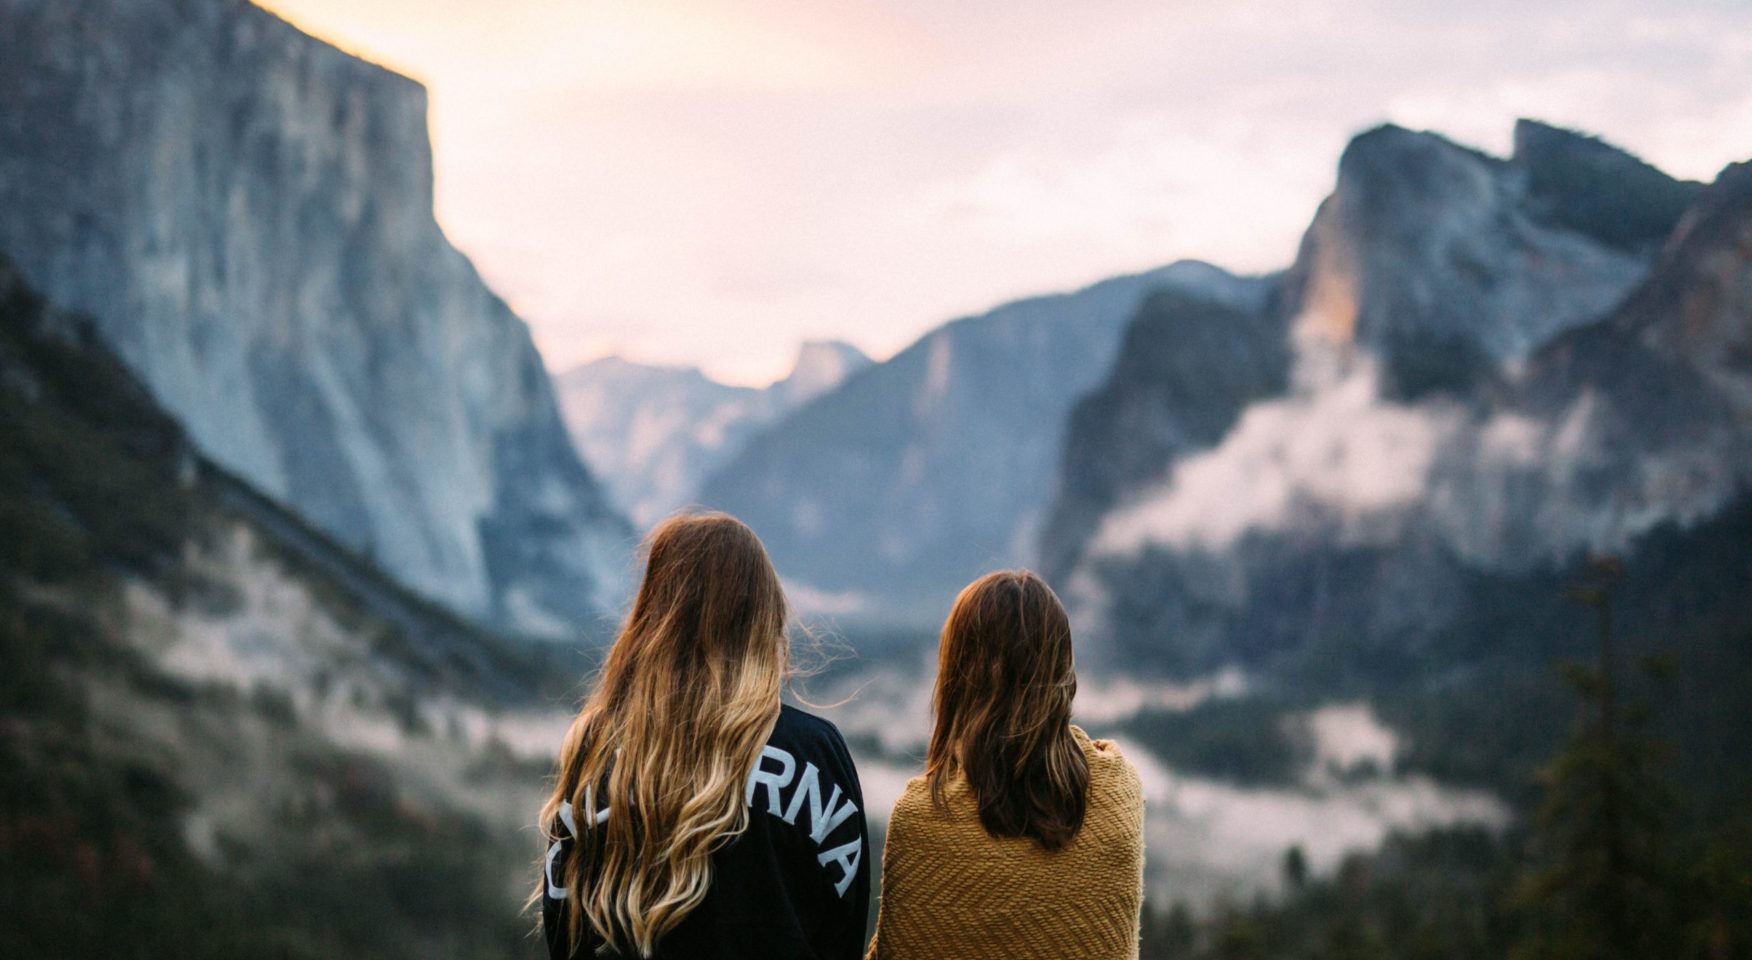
(540, 512, 789, 956)
(926, 569, 1089, 851)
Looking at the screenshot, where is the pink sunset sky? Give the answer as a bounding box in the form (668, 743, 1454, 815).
(259, 0, 1751, 385)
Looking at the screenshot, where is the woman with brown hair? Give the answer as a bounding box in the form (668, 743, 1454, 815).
(537, 513, 869, 959)
(866, 570, 1144, 960)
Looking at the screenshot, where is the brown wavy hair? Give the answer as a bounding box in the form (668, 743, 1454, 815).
(925, 569, 1089, 851)
(536, 513, 789, 957)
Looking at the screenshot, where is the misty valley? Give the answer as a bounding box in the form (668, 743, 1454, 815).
(3, 1, 1750, 959)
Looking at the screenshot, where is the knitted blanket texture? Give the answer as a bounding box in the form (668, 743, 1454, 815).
(866, 727, 1145, 960)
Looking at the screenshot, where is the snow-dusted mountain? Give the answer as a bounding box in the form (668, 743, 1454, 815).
(1047, 121, 1746, 671)
(696, 262, 1269, 623)
(0, 0, 632, 637)
(555, 341, 870, 527)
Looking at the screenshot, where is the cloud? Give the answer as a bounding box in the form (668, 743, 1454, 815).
(907, 114, 1338, 276)
(1084, 340, 1751, 590)
(1092, 356, 1460, 558)
(1304, 703, 1399, 775)
(263, 0, 1752, 381)
(1113, 730, 1507, 904)
(814, 659, 1505, 905)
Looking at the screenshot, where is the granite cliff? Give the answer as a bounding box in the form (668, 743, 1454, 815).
(1048, 121, 1745, 671)
(0, 0, 632, 636)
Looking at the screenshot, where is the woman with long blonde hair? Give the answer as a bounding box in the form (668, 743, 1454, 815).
(538, 513, 869, 959)
(866, 570, 1144, 960)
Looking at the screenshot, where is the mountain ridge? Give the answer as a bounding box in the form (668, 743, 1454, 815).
(0, 251, 571, 956)
(696, 260, 1269, 624)
(556, 339, 871, 527)
(1048, 121, 1752, 671)
(1275, 119, 1658, 396)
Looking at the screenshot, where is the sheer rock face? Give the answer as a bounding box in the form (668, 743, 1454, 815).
(1498, 159, 1752, 550)
(556, 341, 871, 529)
(0, 0, 631, 636)
(1609, 161, 1752, 394)
(1038, 287, 1293, 584)
(1049, 122, 1745, 671)
(1045, 122, 1680, 599)
(1277, 122, 1662, 399)
(696, 261, 1268, 623)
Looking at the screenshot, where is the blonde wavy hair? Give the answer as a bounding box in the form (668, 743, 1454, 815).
(538, 513, 789, 957)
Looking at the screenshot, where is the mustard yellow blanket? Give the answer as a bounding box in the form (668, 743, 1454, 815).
(866, 726, 1145, 960)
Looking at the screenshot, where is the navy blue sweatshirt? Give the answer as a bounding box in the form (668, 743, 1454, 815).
(543, 705, 870, 960)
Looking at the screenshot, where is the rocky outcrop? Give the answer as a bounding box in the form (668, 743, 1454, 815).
(696, 261, 1266, 622)
(1039, 286, 1291, 583)
(1513, 119, 1703, 254)
(1051, 122, 1747, 671)
(1045, 121, 1678, 607)
(0, 0, 631, 636)
(556, 341, 870, 528)
(1483, 158, 1752, 557)
(1279, 121, 1661, 398)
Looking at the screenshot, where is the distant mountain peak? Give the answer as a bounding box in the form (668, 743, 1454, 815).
(556, 339, 870, 528)
(1511, 117, 1702, 252)
(791, 338, 869, 372)
(1335, 123, 1500, 195)
(775, 339, 872, 406)
(1282, 119, 1654, 391)
(1511, 117, 1661, 178)
(565, 353, 723, 390)
(1512, 117, 1630, 160)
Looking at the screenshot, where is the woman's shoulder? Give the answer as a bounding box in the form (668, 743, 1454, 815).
(1071, 726, 1145, 805)
(762, 705, 863, 798)
(775, 702, 843, 738)
(889, 773, 934, 821)
(771, 704, 853, 757)
(1070, 724, 1132, 764)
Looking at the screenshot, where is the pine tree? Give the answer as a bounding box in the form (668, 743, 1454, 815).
(1283, 845, 1310, 892)
(1139, 900, 1197, 959)
(1512, 557, 1679, 960)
